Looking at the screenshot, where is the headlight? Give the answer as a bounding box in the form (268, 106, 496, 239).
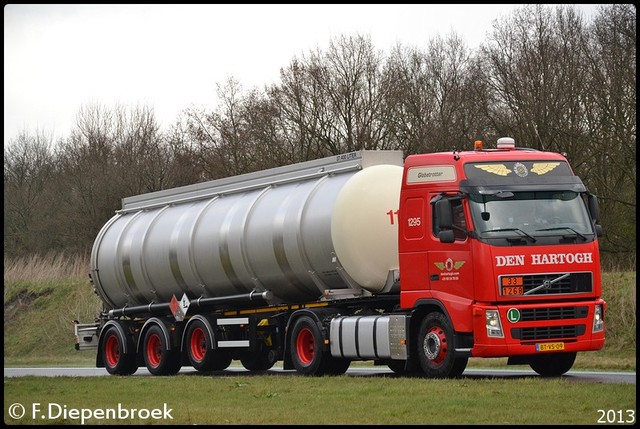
(486, 310, 504, 338)
(592, 304, 604, 332)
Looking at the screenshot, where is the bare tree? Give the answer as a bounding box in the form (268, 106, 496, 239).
(53, 104, 120, 254)
(52, 103, 169, 254)
(268, 56, 335, 161)
(322, 34, 389, 152)
(112, 104, 170, 195)
(184, 77, 262, 178)
(479, 5, 592, 159)
(269, 34, 390, 157)
(236, 89, 290, 169)
(384, 32, 483, 155)
(164, 114, 207, 187)
(3, 130, 57, 256)
(580, 4, 636, 264)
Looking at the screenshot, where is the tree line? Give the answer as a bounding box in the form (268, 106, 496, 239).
(4, 4, 636, 270)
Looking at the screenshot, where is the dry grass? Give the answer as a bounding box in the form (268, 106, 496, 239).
(601, 271, 636, 351)
(4, 252, 89, 284)
(4, 252, 101, 362)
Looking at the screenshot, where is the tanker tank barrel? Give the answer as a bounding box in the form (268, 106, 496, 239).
(91, 150, 404, 309)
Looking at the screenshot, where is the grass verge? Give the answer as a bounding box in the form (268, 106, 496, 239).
(4, 374, 637, 425)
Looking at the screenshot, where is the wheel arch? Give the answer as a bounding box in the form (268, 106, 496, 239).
(137, 317, 181, 354)
(181, 315, 216, 353)
(409, 299, 451, 336)
(409, 299, 472, 358)
(96, 320, 133, 368)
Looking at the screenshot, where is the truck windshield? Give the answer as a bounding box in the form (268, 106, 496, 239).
(468, 191, 595, 243)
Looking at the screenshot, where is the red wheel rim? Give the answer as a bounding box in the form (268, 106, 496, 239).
(190, 327, 206, 362)
(425, 326, 448, 365)
(296, 327, 315, 365)
(105, 335, 121, 367)
(146, 333, 162, 367)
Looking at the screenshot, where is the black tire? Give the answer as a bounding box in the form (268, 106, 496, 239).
(185, 319, 232, 371)
(142, 324, 182, 376)
(209, 351, 233, 371)
(290, 315, 347, 376)
(324, 356, 351, 375)
(529, 352, 576, 376)
(240, 349, 277, 371)
(386, 359, 421, 376)
(102, 326, 137, 375)
(416, 312, 468, 378)
(387, 359, 406, 374)
(290, 316, 325, 375)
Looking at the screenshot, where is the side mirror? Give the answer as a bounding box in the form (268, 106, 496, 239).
(435, 199, 455, 243)
(587, 193, 603, 236)
(438, 230, 455, 243)
(595, 224, 603, 237)
(435, 199, 453, 229)
(588, 193, 600, 223)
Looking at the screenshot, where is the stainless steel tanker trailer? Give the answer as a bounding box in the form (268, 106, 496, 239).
(76, 150, 408, 376)
(75, 141, 605, 377)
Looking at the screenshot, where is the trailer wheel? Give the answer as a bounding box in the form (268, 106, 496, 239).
(185, 320, 232, 371)
(240, 349, 277, 371)
(417, 312, 468, 378)
(529, 352, 576, 376)
(102, 326, 137, 375)
(143, 324, 182, 376)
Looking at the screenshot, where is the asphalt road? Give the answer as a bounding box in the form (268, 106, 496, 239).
(3, 366, 636, 384)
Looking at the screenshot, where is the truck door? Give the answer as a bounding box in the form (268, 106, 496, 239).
(398, 193, 429, 295)
(428, 193, 474, 306)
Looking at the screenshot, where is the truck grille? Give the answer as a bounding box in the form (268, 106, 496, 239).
(511, 325, 586, 340)
(520, 306, 588, 321)
(499, 272, 592, 296)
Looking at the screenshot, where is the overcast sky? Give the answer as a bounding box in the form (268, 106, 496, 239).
(4, 4, 602, 146)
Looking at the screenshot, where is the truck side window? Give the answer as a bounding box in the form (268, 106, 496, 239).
(451, 200, 467, 241)
(433, 199, 467, 241)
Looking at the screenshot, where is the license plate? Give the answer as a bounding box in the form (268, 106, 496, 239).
(536, 342, 565, 352)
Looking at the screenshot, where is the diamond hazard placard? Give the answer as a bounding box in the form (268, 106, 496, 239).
(179, 293, 190, 318)
(170, 294, 190, 321)
(169, 295, 179, 317)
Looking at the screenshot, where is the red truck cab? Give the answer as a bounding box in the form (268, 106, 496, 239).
(398, 138, 605, 375)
